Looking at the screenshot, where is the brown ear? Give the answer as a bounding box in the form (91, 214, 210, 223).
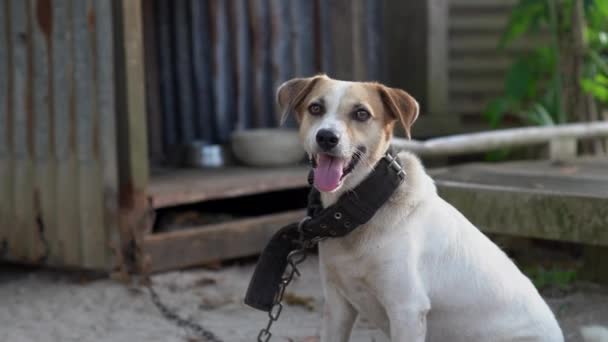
(276, 75, 324, 124)
(377, 85, 419, 139)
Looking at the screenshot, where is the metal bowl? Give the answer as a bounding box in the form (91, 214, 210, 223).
(230, 129, 306, 167)
(181, 141, 233, 168)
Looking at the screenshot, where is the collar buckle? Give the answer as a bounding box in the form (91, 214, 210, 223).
(384, 153, 406, 180)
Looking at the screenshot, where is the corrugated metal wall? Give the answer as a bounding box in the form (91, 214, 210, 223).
(0, 0, 119, 269)
(448, 0, 545, 125)
(144, 0, 383, 163)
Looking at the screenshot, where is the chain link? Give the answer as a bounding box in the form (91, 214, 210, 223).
(257, 247, 308, 342)
(146, 282, 223, 342)
(256, 217, 316, 342)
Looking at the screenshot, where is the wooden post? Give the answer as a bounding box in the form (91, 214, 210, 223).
(548, 137, 577, 161)
(113, 0, 151, 275)
(427, 0, 448, 117)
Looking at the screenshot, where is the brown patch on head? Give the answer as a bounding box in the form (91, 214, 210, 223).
(276, 75, 327, 124)
(376, 85, 419, 139)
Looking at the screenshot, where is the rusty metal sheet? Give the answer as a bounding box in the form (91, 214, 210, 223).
(148, 0, 384, 159)
(191, 0, 215, 139)
(0, 0, 13, 260)
(0, 0, 119, 269)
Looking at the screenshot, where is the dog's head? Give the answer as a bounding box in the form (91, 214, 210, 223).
(278, 75, 419, 193)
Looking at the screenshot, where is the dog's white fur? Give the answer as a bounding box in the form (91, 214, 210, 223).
(318, 152, 563, 341)
(280, 76, 572, 341)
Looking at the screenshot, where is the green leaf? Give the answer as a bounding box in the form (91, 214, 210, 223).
(484, 97, 513, 128)
(505, 58, 535, 100)
(527, 103, 555, 126)
(588, 50, 608, 75)
(500, 0, 548, 47)
(581, 77, 608, 103)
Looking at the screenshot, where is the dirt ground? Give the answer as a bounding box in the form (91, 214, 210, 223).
(1, 255, 607, 342)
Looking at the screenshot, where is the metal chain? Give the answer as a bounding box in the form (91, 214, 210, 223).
(146, 282, 223, 342)
(257, 216, 318, 342)
(257, 247, 308, 342)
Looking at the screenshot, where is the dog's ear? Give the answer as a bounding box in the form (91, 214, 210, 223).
(377, 85, 419, 139)
(277, 76, 323, 125)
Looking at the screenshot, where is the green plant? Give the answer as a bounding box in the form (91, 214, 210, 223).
(484, 0, 608, 128)
(523, 266, 578, 290)
(581, 0, 608, 104)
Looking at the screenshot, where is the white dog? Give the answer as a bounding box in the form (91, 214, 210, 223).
(277, 75, 567, 341)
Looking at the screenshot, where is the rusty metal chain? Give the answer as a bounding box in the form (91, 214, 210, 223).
(256, 217, 322, 342)
(146, 282, 223, 342)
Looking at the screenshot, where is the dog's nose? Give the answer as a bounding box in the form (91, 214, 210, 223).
(316, 129, 340, 151)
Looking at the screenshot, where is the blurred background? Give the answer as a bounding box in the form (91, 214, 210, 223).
(1, 1, 607, 341)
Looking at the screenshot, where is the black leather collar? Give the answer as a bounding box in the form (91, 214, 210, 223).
(245, 150, 405, 312)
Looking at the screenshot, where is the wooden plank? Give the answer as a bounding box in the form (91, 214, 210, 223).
(450, 56, 512, 72)
(436, 182, 608, 246)
(449, 35, 546, 53)
(10, 0, 35, 262)
(450, 78, 504, 93)
(450, 0, 517, 6)
(454, 158, 608, 181)
(143, 209, 306, 272)
(0, 0, 14, 261)
(428, 0, 449, 116)
(451, 98, 490, 114)
(155, 0, 178, 149)
(149, 166, 309, 208)
(142, 0, 164, 163)
(191, 0, 216, 139)
(396, 122, 608, 157)
(249, 0, 273, 127)
(115, 0, 149, 190)
(114, 0, 151, 273)
(432, 165, 608, 199)
(172, 0, 196, 143)
(233, 0, 254, 130)
(94, 0, 118, 270)
(449, 15, 509, 31)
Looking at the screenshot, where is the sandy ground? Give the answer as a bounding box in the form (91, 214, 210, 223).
(1, 256, 607, 342)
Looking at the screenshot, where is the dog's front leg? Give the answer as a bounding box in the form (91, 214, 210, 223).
(380, 272, 430, 342)
(320, 284, 357, 342)
(386, 304, 429, 342)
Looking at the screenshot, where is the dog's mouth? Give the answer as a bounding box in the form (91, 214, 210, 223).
(312, 147, 364, 192)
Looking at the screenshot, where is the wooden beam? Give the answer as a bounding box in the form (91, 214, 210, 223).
(394, 121, 608, 157)
(143, 210, 306, 272)
(436, 183, 608, 246)
(113, 0, 151, 274)
(432, 159, 608, 247)
(149, 166, 309, 209)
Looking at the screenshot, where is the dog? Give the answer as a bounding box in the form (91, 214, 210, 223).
(277, 75, 565, 342)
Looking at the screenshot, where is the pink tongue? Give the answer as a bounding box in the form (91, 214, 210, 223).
(314, 154, 345, 192)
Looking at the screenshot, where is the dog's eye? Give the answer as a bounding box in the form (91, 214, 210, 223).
(308, 103, 324, 116)
(353, 109, 371, 122)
